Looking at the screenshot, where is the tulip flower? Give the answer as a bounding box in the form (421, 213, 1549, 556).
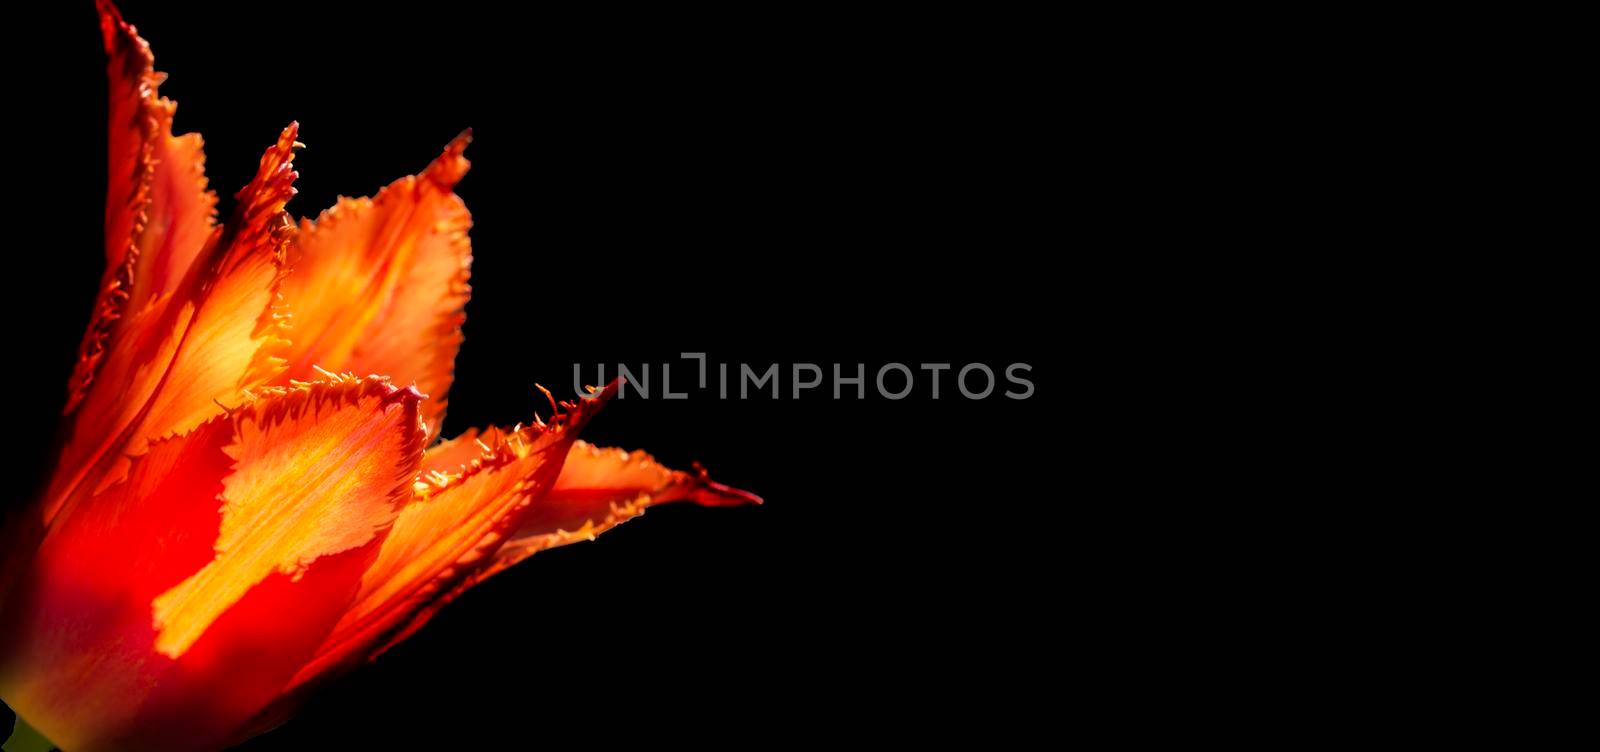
(0, 3, 759, 750)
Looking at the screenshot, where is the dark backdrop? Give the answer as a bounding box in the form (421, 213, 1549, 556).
(5, 2, 1062, 747)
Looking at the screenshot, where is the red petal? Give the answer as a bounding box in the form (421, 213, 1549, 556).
(97, 0, 151, 269)
(0, 376, 423, 750)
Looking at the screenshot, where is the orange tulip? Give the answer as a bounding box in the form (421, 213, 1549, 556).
(0, 3, 759, 750)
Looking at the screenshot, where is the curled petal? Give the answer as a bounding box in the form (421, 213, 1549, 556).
(276, 134, 473, 441)
(0, 376, 424, 751)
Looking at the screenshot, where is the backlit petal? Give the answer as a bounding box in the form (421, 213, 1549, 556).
(402, 440, 760, 651)
(418, 426, 484, 479)
(151, 377, 424, 659)
(276, 134, 472, 441)
(489, 439, 762, 574)
(41, 125, 296, 522)
(69, 0, 219, 415)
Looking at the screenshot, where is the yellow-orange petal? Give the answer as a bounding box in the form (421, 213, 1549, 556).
(150, 375, 423, 659)
(423, 425, 481, 465)
(41, 124, 297, 523)
(276, 133, 473, 442)
(69, 0, 219, 415)
(284, 386, 614, 691)
(0, 376, 424, 751)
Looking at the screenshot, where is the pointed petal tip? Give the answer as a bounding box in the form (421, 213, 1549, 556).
(96, 0, 131, 51)
(425, 131, 473, 189)
(233, 123, 302, 202)
(692, 483, 764, 507)
(691, 461, 764, 506)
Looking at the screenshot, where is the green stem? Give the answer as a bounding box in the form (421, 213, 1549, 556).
(4, 715, 55, 752)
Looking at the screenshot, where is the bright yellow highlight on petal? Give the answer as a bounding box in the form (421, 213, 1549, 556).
(151, 377, 422, 658)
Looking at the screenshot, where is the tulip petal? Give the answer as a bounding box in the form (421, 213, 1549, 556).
(418, 426, 484, 479)
(485, 440, 763, 577)
(97, 0, 152, 270)
(276, 134, 473, 441)
(70, 0, 218, 415)
(117, 125, 296, 461)
(280, 386, 761, 698)
(42, 125, 296, 522)
(133, 130, 217, 313)
(0, 376, 424, 751)
(381, 439, 760, 652)
(284, 386, 614, 690)
(151, 376, 425, 659)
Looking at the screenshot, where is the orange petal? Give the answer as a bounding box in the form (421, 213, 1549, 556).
(0, 376, 424, 750)
(418, 425, 483, 478)
(95, 0, 217, 283)
(133, 127, 217, 313)
(493, 439, 762, 571)
(41, 124, 296, 523)
(285, 386, 614, 691)
(276, 134, 473, 441)
(116, 124, 297, 462)
(69, 0, 218, 415)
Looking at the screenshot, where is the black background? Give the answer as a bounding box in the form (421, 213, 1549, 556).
(5, 2, 1061, 747)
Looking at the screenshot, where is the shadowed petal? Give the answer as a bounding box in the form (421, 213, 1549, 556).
(276, 134, 473, 442)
